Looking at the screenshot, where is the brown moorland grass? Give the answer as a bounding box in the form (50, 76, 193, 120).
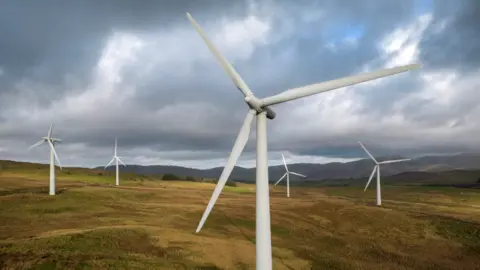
(0, 168, 479, 269)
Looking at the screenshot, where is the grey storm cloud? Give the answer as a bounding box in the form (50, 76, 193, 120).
(0, 0, 479, 168)
(0, 0, 243, 102)
(419, 0, 480, 71)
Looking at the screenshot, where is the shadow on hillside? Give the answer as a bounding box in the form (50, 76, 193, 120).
(218, 209, 256, 246)
(0, 227, 224, 269)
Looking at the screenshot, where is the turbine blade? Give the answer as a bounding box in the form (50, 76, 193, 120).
(47, 140, 62, 169)
(364, 165, 377, 191)
(114, 138, 117, 156)
(105, 157, 115, 169)
(186, 12, 254, 98)
(261, 64, 421, 107)
(274, 173, 287, 186)
(379, 158, 411, 164)
(196, 109, 256, 233)
(28, 140, 45, 149)
(358, 141, 378, 164)
(281, 154, 289, 172)
(289, 172, 306, 178)
(48, 124, 53, 138)
(117, 157, 127, 167)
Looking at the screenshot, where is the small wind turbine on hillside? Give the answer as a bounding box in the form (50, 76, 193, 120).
(359, 141, 411, 206)
(104, 138, 126, 186)
(28, 124, 62, 196)
(187, 11, 420, 269)
(274, 154, 306, 197)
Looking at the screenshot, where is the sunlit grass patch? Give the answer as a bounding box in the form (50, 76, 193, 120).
(224, 186, 253, 194)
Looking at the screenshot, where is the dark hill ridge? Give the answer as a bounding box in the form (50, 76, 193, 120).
(96, 153, 480, 183)
(309, 169, 480, 188)
(1, 158, 480, 187)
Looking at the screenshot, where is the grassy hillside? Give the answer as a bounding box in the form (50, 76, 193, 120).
(0, 160, 230, 185)
(0, 160, 161, 186)
(0, 160, 480, 269)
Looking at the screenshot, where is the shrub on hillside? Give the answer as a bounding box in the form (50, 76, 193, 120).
(210, 179, 237, 187)
(162, 173, 182, 181)
(185, 176, 196, 182)
(225, 180, 237, 187)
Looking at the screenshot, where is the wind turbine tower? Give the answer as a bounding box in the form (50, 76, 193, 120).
(187, 11, 420, 270)
(274, 154, 306, 197)
(105, 138, 126, 186)
(359, 141, 411, 206)
(29, 124, 62, 196)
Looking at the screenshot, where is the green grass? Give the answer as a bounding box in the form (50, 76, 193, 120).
(0, 228, 220, 269)
(224, 186, 253, 194)
(429, 216, 480, 250)
(1, 161, 480, 269)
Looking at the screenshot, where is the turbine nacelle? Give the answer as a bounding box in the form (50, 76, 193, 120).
(42, 137, 62, 143)
(245, 96, 276, 120)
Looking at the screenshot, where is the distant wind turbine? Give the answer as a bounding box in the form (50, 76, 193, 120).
(274, 154, 306, 197)
(104, 138, 126, 186)
(359, 141, 410, 206)
(187, 11, 420, 269)
(29, 124, 62, 196)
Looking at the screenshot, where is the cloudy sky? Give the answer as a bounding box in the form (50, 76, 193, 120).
(0, 0, 479, 169)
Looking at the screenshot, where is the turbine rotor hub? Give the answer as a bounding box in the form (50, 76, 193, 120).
(244, 96, 276, 119)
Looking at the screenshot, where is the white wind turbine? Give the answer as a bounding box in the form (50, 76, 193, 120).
(274, 154, 306, 198)
(187, 12, 420, 270)
(104, 138, 126, 186)
(28, 124, 62, 196)
(359, 141, 411, 206)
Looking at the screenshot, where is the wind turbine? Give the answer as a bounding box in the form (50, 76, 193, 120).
(28, 124, 62, 196)
(104, 138, 126, 186)
(359, 141, 411, 206)
(274, 154, 306, 198)
(186, 12, 420, 270)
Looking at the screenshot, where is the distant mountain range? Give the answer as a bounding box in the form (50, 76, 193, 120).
(1, 155, 479, 188)
(96, 153, 480, 183)
(303, 169, 480, 188)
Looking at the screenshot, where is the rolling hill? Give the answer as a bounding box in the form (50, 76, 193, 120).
(96, 153, 480, 183)
(1, 158, 480, 188)
(302, 169, 480, 188)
